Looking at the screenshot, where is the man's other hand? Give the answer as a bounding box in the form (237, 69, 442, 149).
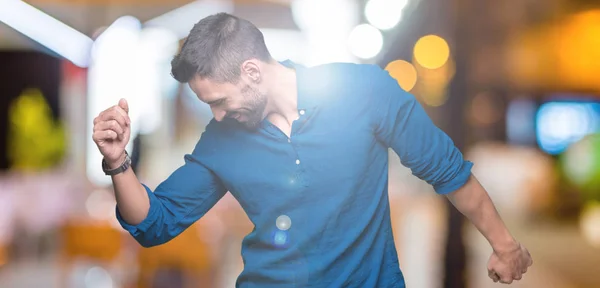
(487, 241, 533, 284)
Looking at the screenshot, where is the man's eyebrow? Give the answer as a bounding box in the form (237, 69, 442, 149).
(206, 97, 225, 105)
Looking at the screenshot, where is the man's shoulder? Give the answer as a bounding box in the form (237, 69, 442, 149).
(305, 62, 382, 78)
(197, 118, 234, 143)
(190, 118, 238, 158)
(299, 62, 383, 96)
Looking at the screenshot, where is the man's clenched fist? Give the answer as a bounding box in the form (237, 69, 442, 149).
(488, 242, 533, 284)
(92, 98, 131, 168)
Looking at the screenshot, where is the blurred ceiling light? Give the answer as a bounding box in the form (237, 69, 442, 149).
(0, 0, 93, 67)
(145, 0, 234, 39)
(92, 16, 141, 60)
(135, 27, 179, 136)
(348, 24, 383, 60)
(385, 60, 417, 91)
(365, 0, 407, 30)
(413, 34, 450, 69)
(94, 16, 141, 41)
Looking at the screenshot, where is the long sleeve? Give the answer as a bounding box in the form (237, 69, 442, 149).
(116, 136, 227, 247)
(368, 66, 473, 194)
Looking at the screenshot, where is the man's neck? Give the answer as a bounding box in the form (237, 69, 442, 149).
(263, 62, 299, 125)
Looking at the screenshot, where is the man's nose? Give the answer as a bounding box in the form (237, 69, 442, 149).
(212, 108, 226, 122)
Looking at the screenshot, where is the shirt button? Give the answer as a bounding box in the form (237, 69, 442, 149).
(299, 109, 305, 116)
(288, 138, 291, 143)
(295, 159, 300, 165)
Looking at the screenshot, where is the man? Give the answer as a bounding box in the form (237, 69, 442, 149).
(92, 13, 532, 287)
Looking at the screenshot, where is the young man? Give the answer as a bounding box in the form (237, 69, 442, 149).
(92, 13, 532, 287)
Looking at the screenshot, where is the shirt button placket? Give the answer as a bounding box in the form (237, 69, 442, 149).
(294, 150, 302, 187)
(291, 109, 305, 186)
(292, 109, 304, 165)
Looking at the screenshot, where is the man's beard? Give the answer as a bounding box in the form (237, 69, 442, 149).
(239, 84, 267, 130)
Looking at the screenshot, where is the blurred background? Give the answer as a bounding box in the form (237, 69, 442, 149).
(1, 0, 600, 287)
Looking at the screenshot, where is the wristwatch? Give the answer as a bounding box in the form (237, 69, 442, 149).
(102, 151, 131, 176)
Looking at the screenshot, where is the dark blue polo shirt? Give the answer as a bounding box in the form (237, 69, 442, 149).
(117, 60, 473, 287)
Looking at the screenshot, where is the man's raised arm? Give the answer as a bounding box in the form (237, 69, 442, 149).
(92, 99, 227, 247)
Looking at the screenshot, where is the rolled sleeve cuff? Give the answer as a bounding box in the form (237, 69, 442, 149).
(433, 160, 474, 195)
(116, 183, 159, 236)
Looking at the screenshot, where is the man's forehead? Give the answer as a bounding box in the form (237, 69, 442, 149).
(189, 77, 230, 102)
(189, 78, 212, 97)
(191, 77, 227, 91)
(187, 81, 204, 101)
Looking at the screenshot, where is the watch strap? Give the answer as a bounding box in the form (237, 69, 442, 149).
(102, 151, 131, 176)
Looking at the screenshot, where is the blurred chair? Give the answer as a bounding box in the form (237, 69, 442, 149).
(61, 221, 123, 262)
(135, 222, 215, 288)
(59, 220, 125, 287)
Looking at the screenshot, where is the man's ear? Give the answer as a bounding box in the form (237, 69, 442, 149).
(241, 60, 261, 83)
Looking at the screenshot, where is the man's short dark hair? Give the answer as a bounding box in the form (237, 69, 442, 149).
(170, 13, 272, 83)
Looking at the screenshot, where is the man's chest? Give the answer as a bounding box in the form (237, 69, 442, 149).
(208, 112, 381, 214)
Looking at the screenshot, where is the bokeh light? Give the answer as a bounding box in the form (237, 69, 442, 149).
(291, 0, 358, 32)
(506, 99, 538, 145)
(536, 102, 600, 155)
(84, 266, 114, 288)
(507, 9, 600, 92)
(291, 0, 360, 65)
(469, 91, 502, 127)
(348, 24, 383, 59)
(385, 60, 418, 91)
(561, 134, 600, 198)
(273, 230, 288, 247)
(276, 215, 292, 231)
(413, 57, 455, 107)
(580, 201, 600, 248)
(364, 0, 407, 30)
(555, 10, 600, 91)
(413, 35, 450, 70)
(85, 189, 116, 221)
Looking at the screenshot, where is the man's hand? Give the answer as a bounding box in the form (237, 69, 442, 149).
(487, 241, 533, 284)
(92, 98, 131, 168)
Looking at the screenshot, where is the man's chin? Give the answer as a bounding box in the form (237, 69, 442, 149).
(234, 112, 263, 130)
(239, 120, 261, 131)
